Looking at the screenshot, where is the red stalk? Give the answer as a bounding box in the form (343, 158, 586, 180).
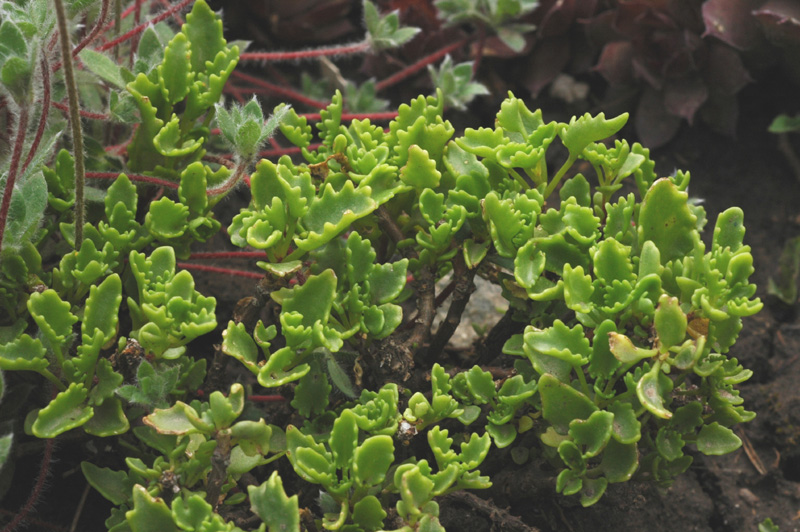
(176, 263, 263, 279)
(22, 55, 51, 174)
(52, 101, 110, 120)
(0, 439, 56, 532)
(239, 41, 371, 62)
(86, 171, 178, 189)
(299, 111, 399, 121)
(156, 0, 185, 26)
(98, 0, 193, 52)
(375, 37, 469, 92)
(0, 106, 29, 251)
(189, 251, 266, 259)
(230, 71, 328, 109)
(99, 0, 141, 34)
(248, 394, 288, 403)
(52, 0, 111, 72)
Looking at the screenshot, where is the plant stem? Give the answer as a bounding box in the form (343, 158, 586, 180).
(239, 41, 371, 62)
(542, 153, 578, 200)
(52, 0, 110, 71)
(206, 160, 249, 197)
(248, 394, 287, 402)
(0, 105, 29, 252)
(55, 0, 87, 248)
(375, 37, 469, 92)
(99, 0, 193, 52)
(424, 256, 477, 363)
(299, 111, 399, 122)
(176, 262, 263, 279)
(231, 71, 328, 109)
(0, 438, 55, 532)
(22, 56, 51, 175)
(52, 101, 110, 120)
(189, 251, 266, 259)
(86, 171, 178, 188)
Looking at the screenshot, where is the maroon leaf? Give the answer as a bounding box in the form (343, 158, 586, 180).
(754, 0, 800, 46)
(538, 0, 578, 38)
(702, 43, 752, 95)
(635, 86, 683, 148)
(595, 41, 634, 85)
(524, 35, 571, 96)
(702, 0, 763, 50)
(663, 76, 708, 124)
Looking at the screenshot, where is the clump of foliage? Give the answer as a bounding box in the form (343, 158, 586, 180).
(0, 0, 763, 531)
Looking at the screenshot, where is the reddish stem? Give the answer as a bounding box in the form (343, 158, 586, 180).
(206, 163, 248, 197)
(176, 263, 263, 279)
(375, 37, 470, 92)
(157, 0, 185, 25)
(86, 171, 178, 189)
(299, 111, 399, 121)
(100, 0, 140, 34)
(52, 0, 111, 72)
(230, 71, 328, 109)
(52, 100, 110, 120)
(248, 394, 288, 403)
(189, 251, 266, 259)
(0, 439, 56, 532)
(239, 41, 371, 62)
(130, 0, 144, 68)
(22, 55, 51, 174)
(0, 106, 29, 251)
(99, 0, 193, 52)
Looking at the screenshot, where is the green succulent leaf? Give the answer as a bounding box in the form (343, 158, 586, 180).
(354, 435, 395, 487)
(159, 33, 193, 104)
(636, 362, 673, 419)
(249, 471, 300, 532)
(81, 462, 134, 506)
(638, 179, 698, 263)
(560, 112, 628, 158)
(569, 410, 614, 458)
(32, 383, 93, 438)
(0, 333, 48, 372)
(696, 422, 741, 455)
(654, 295, 687, 352)
(539, 374, 597, 434)
(126, 485, 178, 532)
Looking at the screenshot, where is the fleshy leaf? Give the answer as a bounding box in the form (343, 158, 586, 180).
(32, 383, 93, 438)
(638, 179, 697, 263)
(539, 374, 597, 434)
(696, 422, 741, 455)
(353, 435, 395, 486)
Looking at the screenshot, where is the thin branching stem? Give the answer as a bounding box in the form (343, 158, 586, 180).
(55, 0, 87, 247)
(0, 438, 55, 532)
(22, 56, 51, 175)
(176, 262, 263, 279)
(375, 37, 469, 92)
(425, 256, 477, 363)
(52, 100, 110, 120)
(52, 0, 111, 71)
(230, 71, 328, 109)
(85, 171, 178, 188)
(99, 0, 193, 52)
(239, 41, 371, 62)
(206, 161, 249, 197)
(189, 251, 266, 259)
(0, 106, 29, 252)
